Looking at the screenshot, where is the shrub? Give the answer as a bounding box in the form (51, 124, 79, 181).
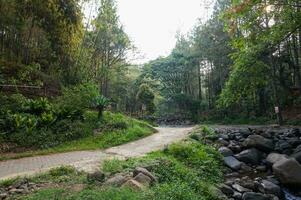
(55, 83, 99, 120)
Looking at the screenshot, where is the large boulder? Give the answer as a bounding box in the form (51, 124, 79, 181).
(243, 135, 274, 152)
(266, 153, 288, 166)
(272, 158, 301, 186)
(224, 156, 242, 170)
(235, 148, 262, 165)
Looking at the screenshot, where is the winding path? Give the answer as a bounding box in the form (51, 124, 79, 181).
(0, 126, 193, 180)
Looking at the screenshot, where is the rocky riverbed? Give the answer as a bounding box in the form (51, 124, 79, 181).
(208, 126, 301, 200)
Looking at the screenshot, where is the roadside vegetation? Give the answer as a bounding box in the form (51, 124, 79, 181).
(0, 83, 155, 160)
(0, 138, 224, 200)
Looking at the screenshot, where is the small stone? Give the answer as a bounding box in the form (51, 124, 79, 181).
(232, 184, 252, 193)
(133, 167, 157, 183)
(87, 171, 105, 183)
(256, 165, 267, 172)
(258, 180, 282, 197)
(219, 184, 234, 196)
(242, 192, 269, 200)
(133, 173, 152, 186)
(224, 156, 242, 170)
(0, 193, 8, 200)
(219, 147, 234, 157)
(122, 179, 145, 190)
(233, 192, 242, 200)
(104, 173, 130, 187)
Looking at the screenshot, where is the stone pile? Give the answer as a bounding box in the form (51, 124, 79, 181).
(209, 126, 301, 200)
(90, 166, 157, 191)
(0, 178, 42, 199)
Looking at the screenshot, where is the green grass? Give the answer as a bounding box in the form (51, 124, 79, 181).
(0, 112, 156, 161)
(2, 139, 224, 200)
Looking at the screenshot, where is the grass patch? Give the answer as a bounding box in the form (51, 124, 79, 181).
(3, 140, 224, 200)
(0, 112, 156, 161)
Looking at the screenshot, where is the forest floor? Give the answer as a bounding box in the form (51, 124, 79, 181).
(0, 126, 193, 180)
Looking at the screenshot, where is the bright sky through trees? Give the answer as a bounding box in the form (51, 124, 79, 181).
(83, 0, 212, 64)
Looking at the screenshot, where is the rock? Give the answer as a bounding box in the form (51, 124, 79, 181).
(224, 156, 242, 170)
(133, 167, 156, 183)
(239, 177, 255, 190)
(219, 183, 235, 196)
(104, 173, 130, 186)
(289, 128, 301, 137)
(266, 153, 288, 166)
(87, 171, 105, 183)
(272, 158, 301, 186)
(287, 137, 301, 146)
(294, 144, 301, 153)
(258, 180, 282, 197)
(0, 193, 8, 200)
(235, 148, 262, 165)
(9, 188, 23, 194)
(232, 184, 252, 193)
(291, 151, 301, 164)
(219, 147, 234, 157)
(242, 192, 269, 200)
(243, 135, 274, 152)
(275, 140, 292, 152)
(233, 192, 242, 200)
(239, 163, 253, 174)
(122, 179, 145, 190)
(218, 138, 230, 146)
(256, 165, 267, 172)
(133, 173, 152, 186)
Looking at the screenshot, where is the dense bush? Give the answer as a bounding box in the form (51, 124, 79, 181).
(0, 83, 101, 148)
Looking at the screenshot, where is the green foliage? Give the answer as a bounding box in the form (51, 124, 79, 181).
(56, 83, 99, 119)
(136, 84, 156, 114)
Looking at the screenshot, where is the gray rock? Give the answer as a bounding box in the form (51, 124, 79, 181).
(218, 138, 230, 146)
(232, 184, 252, 193)
(242, 192, 269, 200)
(233, 192, 242, 200)
(291, 151, 301, 164)
(133, 173, 152, 186)
(219, 183, 235, 196)
(258, 180, 282, 197)
(235, 148, 262, 165)
(243, 135, 274, 152)
(294, 144, 301, 153)
(104, 173, 130, 186)
(287, 137, 301, 146)
(122, 179, 145, 190)
(273, 158, 301, 186)
(256, 165, 267, 172)
(0, 193, 8, 200)
(266, 153, 288, 166)
(87, 171, 105, 183)
(219, 147, 234, 157)
(224, 156, 242, 170)
(133, 167, 157, 183)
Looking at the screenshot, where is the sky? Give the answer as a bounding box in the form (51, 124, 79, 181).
(83, 0, 214, 64)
